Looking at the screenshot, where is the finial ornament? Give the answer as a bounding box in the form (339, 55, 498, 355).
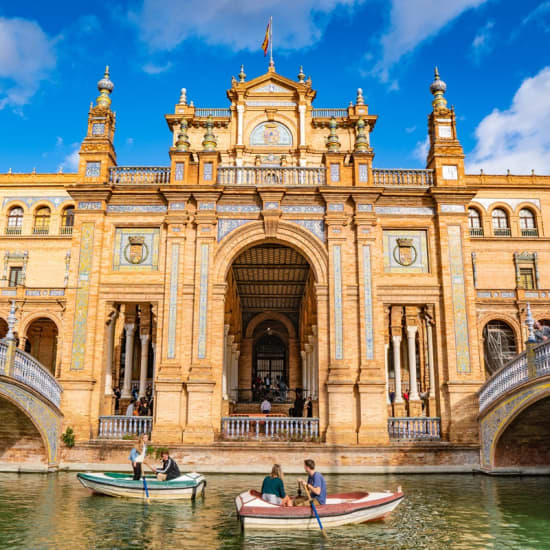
(326, 117, 341, 152)
(526, 302, 536, 343)
(6, 300, 17, 341)
(354, 118, 369, 153)
(179, 88, 187, 105)
(297, 66, 305, 83)
(239, 64, 246, 83)
(202, 116, 217, 151)
(356, 87, 365, 106)
(175, 120, 191, 152)
(430, 66, 447, 110)
(96, 65, 114, 107)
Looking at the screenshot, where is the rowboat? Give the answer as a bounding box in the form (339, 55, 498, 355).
(77, 472, 206, 500)
(235, 488, 404, 529)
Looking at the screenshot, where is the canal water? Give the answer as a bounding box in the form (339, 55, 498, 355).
(0, 472, 549, 549)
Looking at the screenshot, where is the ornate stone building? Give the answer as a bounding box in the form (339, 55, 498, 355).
(1, 64, 550, 468)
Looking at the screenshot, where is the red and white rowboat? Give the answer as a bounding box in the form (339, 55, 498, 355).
(235, 487, 404, 530)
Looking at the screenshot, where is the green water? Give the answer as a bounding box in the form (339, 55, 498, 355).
(0, 473, 549, 549)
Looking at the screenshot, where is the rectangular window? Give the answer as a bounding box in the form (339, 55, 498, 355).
(358, 163, 368, 182)
(330, 163, 340, 182)
(85, 161, 101, 177)
(175, 162, 185, 182)
(203, 162, 213, 181)
(8, 267, 22, 287)
(519, 268, 535, 289)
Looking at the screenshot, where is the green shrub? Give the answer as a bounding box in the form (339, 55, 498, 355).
(61, 427, 75, 448)
(146, 446, 169, 460)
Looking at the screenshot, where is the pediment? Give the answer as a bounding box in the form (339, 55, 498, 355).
(250, 82, 294, 94)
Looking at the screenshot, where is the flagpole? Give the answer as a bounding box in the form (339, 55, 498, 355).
(269, 16, 273, 68)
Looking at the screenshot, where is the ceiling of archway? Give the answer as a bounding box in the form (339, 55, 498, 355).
(231, 244, 309, 327)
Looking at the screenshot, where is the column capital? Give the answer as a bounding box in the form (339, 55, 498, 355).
(392, 334, 402, 344)
(125, 323, 135, 334)
(140, 332, 150, 344)
(406, 325, 418, 337)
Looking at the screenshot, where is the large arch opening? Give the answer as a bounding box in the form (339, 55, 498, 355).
(483, 320, 517, 378)
(223, 243, 318, 413)
(0, 397, 47, 465)
(24, 317, 59, 375)
(494, 396, 550, 467)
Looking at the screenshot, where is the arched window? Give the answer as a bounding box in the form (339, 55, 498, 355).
(61, 206, 75, 235)
(6, 207, 23, 235)
(483, 320, 517, 378)
(492, 208, 510, 236)
(33, 207, 51, 235)
(468, 208, 483, 236)
(519, 208, 538, 237)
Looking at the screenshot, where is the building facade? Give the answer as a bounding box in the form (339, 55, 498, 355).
(1, 64, 550, 462)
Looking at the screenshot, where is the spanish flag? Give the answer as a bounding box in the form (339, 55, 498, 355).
(261, 18, 271, 56)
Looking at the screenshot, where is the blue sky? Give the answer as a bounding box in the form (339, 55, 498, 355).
(1, 0, 549, 174)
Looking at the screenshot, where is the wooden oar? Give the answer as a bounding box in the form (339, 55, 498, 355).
(300, 480, 327, 537)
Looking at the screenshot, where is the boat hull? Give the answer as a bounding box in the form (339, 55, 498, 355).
(236, 490, 404, 530)
(77, 472, 206, 501)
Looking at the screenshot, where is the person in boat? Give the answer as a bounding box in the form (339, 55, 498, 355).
(148, 451, 181, 481)
(129, 434, 148, 480)
(300, 459, 327, 505)
(261, 464, 292, 507)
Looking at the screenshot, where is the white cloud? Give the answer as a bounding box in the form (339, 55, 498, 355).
(130, 0, 362, 53)
(405, 126, 417, 134)
(471, 20, 494, 63)
(142, 61, 174, 75)
(522, 2, 550, 30)
(0, 17, 57, 110)
(413, 135, 430, 162)
(56, 136, 63, 147)
(60, 146, 80, 173)
(373, 0, 487, 80)
(126, 137, 134, 146)
(467, 67, 550, 175)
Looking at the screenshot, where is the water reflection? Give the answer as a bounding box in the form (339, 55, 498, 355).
(0, 473, 549, 549)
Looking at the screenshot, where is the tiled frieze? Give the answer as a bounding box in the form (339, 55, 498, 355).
(167, 243, 179, 359)
(197, 243, 210, 359)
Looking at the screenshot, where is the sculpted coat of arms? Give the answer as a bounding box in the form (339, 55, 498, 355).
(124, 235, 148, 264)
(394, 237, 417, 267)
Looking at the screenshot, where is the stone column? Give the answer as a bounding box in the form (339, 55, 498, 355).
(426, 318, 436, 399)
(384, 342, 390, 404)
(298, 104, 306, 147)
(104, 310, 118, 395)
(222, 325, 229, 399)
(305, 342, 314, 397)
(392, 335, 403, 403)
(138, 333, 150, 398)
(407, 326, 420, 401)
(121, 323, 135, 398)
(227, 335, 234, 399)
(237, 105, 244, 146)
(311, 326, 318, 399)
(231, 343, 239, 401)
(300, 350, 307, 391)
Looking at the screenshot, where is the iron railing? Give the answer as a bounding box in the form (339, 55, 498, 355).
(469, 227, 484, 237)
(493, 227, 511, 237)
(521, 228, 539, 237)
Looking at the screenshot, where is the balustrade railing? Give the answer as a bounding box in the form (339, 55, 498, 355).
(195, 108, 231, 117)
(5, 227, 22, 236)
(534, 341, 550, 378)
(60, 226, 73, 236)
(387, 417, 441, 440)
(372, 168, 434, 187)
(470, 227, 484, 237)
(312, 108, 348, 118)
(493, 227, 511, 237)
(109, 166, 171, 184)
(478, 351, 529, 412)
(521, 228, 539, 237)
(217, 166, 326, 186)
(10, 347, 62, 408)
(221, 416, 319, 441)
(98, 416, 153, 438)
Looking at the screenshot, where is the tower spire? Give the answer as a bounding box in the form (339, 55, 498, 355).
(96, 65, 114, 108)
(430, 66, 447, 110)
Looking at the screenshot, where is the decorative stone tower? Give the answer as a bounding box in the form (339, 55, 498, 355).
(77, 67, 117, 183)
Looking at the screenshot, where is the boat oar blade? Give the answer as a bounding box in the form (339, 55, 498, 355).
(143, 476, 150, 503)
(300, 480, 327, 538)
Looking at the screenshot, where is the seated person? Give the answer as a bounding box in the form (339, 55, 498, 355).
(148, 451, 181, 481)
(300, 458, 327, 505)
(261, 464, 291, 507)
(260, 398, 272, 413)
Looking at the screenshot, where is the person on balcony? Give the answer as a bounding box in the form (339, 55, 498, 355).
(261, 464, 292, 506)
(261, 397, 272, 413)
(126, 399, 136, 416)
(129, 434, 148, 480)
(534, 321, 550, 343)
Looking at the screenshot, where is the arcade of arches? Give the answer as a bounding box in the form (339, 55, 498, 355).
(222, 244, 318, 413)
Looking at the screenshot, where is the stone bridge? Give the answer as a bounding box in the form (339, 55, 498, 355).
(478, 338, 550, 472)
(0, 339, 63, 469)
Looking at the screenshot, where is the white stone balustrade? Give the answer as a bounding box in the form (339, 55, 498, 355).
(387, 417, 441, 440)
(194, 108, 231, 117)
(311, 108, 348, 118)
(372, 168, 434, 187)
(217, 166, 326, 186)
(221, 416, 319, 441)
(109, 166, 171, 184)
(98, 416, 153, 438)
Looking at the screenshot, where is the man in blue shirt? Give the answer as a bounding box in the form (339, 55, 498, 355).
(301, 458, 327, 505)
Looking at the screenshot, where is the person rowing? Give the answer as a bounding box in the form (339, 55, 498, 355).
(146, 450, 181, 481)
